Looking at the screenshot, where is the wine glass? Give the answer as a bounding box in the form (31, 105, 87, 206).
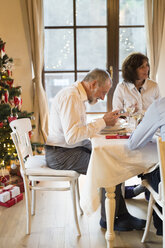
(125, 105, 136, 130)
(132, 112, 143, 128)
(126, 106, 135, 117)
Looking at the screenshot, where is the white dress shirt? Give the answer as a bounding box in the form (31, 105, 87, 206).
(127, 97, 165, 150)
(112, 79, 160, 113)
(46, 81, 106, 148)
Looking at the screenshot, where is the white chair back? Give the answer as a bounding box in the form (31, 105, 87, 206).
(10, 118, 33, 159)
(9, 118, 82, 235)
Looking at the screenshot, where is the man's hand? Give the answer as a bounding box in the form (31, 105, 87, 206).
(103, 110, 120, 126)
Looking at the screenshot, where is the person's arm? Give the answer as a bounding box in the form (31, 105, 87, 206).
(127, 102, 159, 150)
(59, 94, 118, 145)
(161, 125, 165, 141)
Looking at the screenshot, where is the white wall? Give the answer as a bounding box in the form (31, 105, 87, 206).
(0, 0, 33, 112)
(157, 18, 165, 97)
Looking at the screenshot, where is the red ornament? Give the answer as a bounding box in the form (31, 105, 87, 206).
(4, 92, 8, 103)
(2, 43, 5, 52)
(0, 122, 3, 128)
(8, 116, 17, 123)
(29, 131, 32, 139)
(0, 176, 8, 183)
(14, 96, 20, 106)
(7, 79, 13, 87)
(9, 99, 15, 107)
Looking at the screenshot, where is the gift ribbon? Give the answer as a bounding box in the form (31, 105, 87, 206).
(0, 185, 15, 198)
(14, 196, 18, 204)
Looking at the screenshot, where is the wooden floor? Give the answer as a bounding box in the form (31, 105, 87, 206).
(0, 176, 162, 248)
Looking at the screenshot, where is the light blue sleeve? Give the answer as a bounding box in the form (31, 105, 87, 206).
(161, 125, 165, 141)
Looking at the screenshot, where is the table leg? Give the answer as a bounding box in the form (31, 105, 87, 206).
(105, 186, 116, 248)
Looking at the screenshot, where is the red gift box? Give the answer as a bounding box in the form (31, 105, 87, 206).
(0, 193, 23, 208)
(8, 176, 24, 193)
(17, 181, 24, 193)
(0, 185, 20, 203)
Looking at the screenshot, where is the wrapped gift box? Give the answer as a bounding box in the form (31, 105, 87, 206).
(0, 190, 10, 203)
(4, 185, 20, 198)
(7, 175, 24, 193)
(0, 193, 23, 208)
(0, 185, 20, 203)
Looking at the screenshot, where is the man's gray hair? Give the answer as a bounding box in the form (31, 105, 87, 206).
(82, 68, 111, 86)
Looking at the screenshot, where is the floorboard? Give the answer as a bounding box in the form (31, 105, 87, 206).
(0, 176, 162, 248)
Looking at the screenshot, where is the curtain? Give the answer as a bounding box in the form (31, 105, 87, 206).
(144, 0, 165, 80)
(25, 0, 49, 142)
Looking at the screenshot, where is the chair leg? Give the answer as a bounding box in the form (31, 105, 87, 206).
(70, 180, 81, 236)
(163, 206, 165, 248)
(121, 182, 125, 198)
(23, 176, 31, 235)
(141, 195, 154, 243)
(31, 181, 36, 216)
(76, 179, 83, 215)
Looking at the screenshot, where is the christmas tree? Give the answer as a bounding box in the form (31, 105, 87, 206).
(0, 38, 33, 169)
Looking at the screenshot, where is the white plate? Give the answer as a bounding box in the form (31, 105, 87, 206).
(102, 126, 124, 131)
(100, 127, 125, 134)
(99, 119, 128, 134)
(103, 119, 127, 130)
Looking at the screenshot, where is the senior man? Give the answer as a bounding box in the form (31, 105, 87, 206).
(45, 68, 146, 231)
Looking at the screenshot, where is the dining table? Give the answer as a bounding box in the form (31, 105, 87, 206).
(80, 119, 158, 248)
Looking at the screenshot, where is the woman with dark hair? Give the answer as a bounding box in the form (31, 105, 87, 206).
(113, 52, 160, 114)
(112, 52, 161, 199)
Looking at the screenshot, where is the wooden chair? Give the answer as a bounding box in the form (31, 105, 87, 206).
(141, 137, 165, 247)
(10, 118, 83, 235)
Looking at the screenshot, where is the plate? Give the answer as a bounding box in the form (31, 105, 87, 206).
(100, 127, 125, 134)
(103, 125, 124, 131)
(99, 119, 128, 134)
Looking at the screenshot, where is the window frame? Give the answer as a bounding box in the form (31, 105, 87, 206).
(43, 0, 145, 113)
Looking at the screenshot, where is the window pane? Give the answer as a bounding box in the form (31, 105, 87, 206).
(77, 72, 86, 82)
(44, 29, 74, 71)
(120, 0, 144, 25)
(76, 0, 107, 26)
(119, 71, 122, 83)
(45, 73, 74, 109)
(43, 0, 73, 26)
(119, 27, 146, 69)
(77, 29, 107, 70)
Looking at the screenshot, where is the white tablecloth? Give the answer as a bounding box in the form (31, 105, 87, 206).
(80, 135, 158, 215)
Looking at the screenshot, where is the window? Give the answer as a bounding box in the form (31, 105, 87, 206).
(43, 0, 145, 112)
(119, 0, 146, 81)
